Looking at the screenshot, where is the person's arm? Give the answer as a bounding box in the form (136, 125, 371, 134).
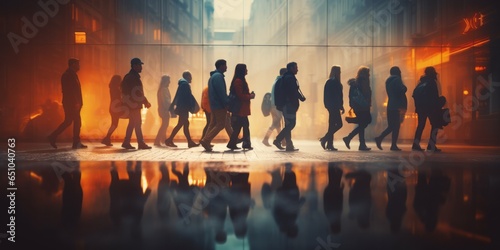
(213, 74, 229, 106)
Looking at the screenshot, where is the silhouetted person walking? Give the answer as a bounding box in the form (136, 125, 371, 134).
(273, 62, 306, 151)
(227, 64, 255, 150)
(200, 85, 233, 142)
(48, 58, 87, 149)
(375, 66, 407, 151)
(412, 66, 442, 152)
(343, 66, 372, 151)
(121, 58, 152, 150)
(200, 59, 230, 152)
(165, 71, 199, 148)
(262, 68, 286, 146)
(154, 75, 172, 146)
(320, 66, 345, 151)
(101, 75, 125, 146)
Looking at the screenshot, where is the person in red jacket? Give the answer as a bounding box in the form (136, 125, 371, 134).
(227, 64, 255, 150)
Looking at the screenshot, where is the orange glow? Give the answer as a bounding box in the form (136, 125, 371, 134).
(75, 32, 86, 44)
(475, 66, 486, 72)
(416, 48, 450, 71)
(29, 171, 43, 183)
(463, 90, 469, 95)
(141, 173, 148, 193)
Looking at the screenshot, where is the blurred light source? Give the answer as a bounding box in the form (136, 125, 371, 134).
(75, 31, 86, 44)
(475, 66, 486, 71)
(383, 102, 387, 107)
(463, 90, 469, 95)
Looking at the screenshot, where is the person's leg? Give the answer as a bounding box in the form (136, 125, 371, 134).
(283, 105, 297, 151)
(321, 109, 335, 149)
(133, 109, 150, 149)
(328, 110, 343, 150)
(201, 111, 211, 140)
(155, 116, 168, 145)
(104, 115, 120, 145)
(263, 108, 279, 146)
(122, 114, 135, 149)
(166, 112, 186, 146)
(242, 116, 251, 148)
(228, 114, 242, 149)
(50, 105, 75, 141)
(201, 109, 227, 150)
(358, 121, 369, 150)
(427, 126, 440, 151)
(413, 112, 427, 150)
(224, 112, 234, 138)
(387, 110, 401, 150)
(72, 107, 85, 148)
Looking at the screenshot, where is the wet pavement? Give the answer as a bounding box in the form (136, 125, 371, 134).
(1, 141, 500, 249)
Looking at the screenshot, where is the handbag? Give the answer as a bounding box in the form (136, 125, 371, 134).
(345, 108, 358, 124)
(190, 95, 200, 114)
(228, 92, 241, 113)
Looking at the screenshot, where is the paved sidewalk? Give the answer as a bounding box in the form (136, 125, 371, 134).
(4, 139, 500, 164)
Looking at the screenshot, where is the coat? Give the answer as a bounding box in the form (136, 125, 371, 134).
(231, 78, 252, 116)
(61, 68, 83, 107)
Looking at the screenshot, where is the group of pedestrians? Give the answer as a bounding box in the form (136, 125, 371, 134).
(48, 57, 445, 152)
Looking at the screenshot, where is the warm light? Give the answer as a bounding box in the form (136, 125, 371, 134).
(463, 90, 469, 95)
(383, 102, 387, 107)
(75, 31, 86, 44)
(141, 173, 148, 193)
(29, 171, 43, 183)
(475, 66, 486, 72)
(463, 195, 469, 202)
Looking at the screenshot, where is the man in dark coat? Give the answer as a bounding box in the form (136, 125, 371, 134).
(48, 58, 86, 149)
(375, 66, 407, 151)
(273, 62, 306, 151)
(121, 58, 152, 150)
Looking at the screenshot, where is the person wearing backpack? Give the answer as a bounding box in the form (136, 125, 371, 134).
(262, 67, 287, 146)
(412, 66, 441, 152)
(273, 62, 306, 151)
(374, 66, 407, 151)
(343, 66, 372, 151)
(320, 65, 345, 151)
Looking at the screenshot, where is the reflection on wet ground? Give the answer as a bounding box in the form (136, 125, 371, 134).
(1, 160, 500, 250)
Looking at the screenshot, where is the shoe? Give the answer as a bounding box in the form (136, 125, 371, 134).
(188, 141, 200, 148)
(101, 137, 113, 146)
(412, 144, 424, 151)
(326, 146, 338, 151)
(342, 137, 351, 149)
(285, 147, 299, 152)
(390, 146, 402, 151)
(122, 143, 136, 149)
(138, 143, 152, 150)
(273, 140, 285, 150)
(262, 139, 271, 147)
(227, 144, 241, 150)
(72, 142, 88, 149)
(374, 137, 383, 150)
(200, 141, 212, 152)
(48, 135, 57, 149)
(319, 137, 327, 150)
(427, 146, 442, 152)
(165, 139, 177, 147)
(242, 143, 253, 150)
(358, 146, 371, 151)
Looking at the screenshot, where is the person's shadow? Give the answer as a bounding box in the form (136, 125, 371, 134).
(346, 169, 372, 229)
(261, 166, 283, 210)
(413, 169, 450, 232)
(157, 162, 173, 221)
(171, 162, 197, 223)
(228, 172, 254, 239)
(323, 163, 344, 234)
(386, 168, 407, 233)
(109, 161, 151, 244)
(272, 162, 305, 238)
(204, 168, 230, 244)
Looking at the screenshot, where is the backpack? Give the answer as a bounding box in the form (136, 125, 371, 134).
(273, 76, 285, 111)
(349, 84, 369, 109)
(261, 92, 272, 116)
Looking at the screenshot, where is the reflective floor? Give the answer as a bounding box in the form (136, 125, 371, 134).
(1, 160, 500, 250)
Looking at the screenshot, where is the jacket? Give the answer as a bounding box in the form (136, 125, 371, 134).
(201, 86, 211, 113)
(61, 68, 83, 107)
(231, 78, 252, 116)
(208, 70, 228, 110)
(171, 78, 194, 114)
(385, 75, 407, 111)
(323, 77, 343, 110)
(282, 72, 303, 112)
(157, 85, 171, 118)
(121, 69, 147, 110)
(414, 75, 439, 114)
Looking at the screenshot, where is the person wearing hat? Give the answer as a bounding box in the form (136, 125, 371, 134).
(121, 57, 152, 149)
(48, 58, 87, 149)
